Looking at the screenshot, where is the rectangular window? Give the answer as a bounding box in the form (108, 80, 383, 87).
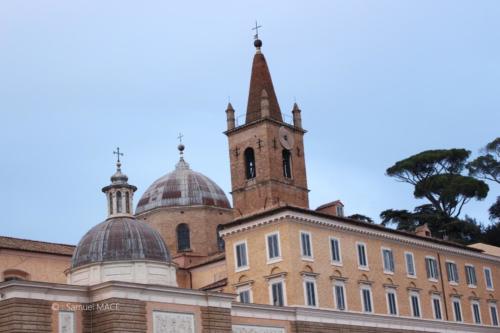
(405, 252, 416, 277)
(410, 292, 421, 317)
(361, 286, 373, 313)
(490, 304, 499, 326)
(334, 282, 346, 311)
(465, 265, 477, 286)
(330, 237, 342, 264)
(446, 261, 459, 283)
(300, 231, 313, 258)
(235, 241, 248, 270)
(452, 298, 463, 322)
(266, 233, 281, 262)
(484, 267, 494, 290)
(472, 302, 481, 324)
(304, 280, 317, 307)
(432, 296, 443, 320)
(357, 243, 368, 269)
(271, 281, 285, 306)
(382, 248, 395, 273)
(425, 257, 439, 280)
(386, 289, 398, 315)
(239, 290, 251, 304)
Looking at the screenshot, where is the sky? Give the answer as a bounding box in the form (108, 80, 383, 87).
(0, 1, 499, 245)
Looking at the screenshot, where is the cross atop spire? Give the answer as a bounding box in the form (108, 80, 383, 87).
(177, 133, 184, 144)
(252, 21, 262, 40)
(113, 147, 123, 163)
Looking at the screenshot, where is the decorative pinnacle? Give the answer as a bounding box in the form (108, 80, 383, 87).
(113, 147, 123, 171)
(252, 21, 263, 50)
(177, 133, 185, 160)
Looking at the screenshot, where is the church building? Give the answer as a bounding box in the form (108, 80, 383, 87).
(0, 37, 499, 333)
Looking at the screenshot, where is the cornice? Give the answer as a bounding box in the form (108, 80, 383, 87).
(220, 209, 500, 263)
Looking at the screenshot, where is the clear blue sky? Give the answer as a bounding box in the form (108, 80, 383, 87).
(1, 1, 498, 245)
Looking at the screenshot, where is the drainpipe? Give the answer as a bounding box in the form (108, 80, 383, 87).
(437, 253, 449, 321)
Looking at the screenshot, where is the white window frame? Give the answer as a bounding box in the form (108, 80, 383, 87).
(445, 260, 459, 285)
(333, 280, 347, 311)
(299, 231, 314, 261)
(385, 288, 398, 316)
(336, 205, 344, 217)
(236, 284, 253, 304)
(431, 294, 443, 320)
(465, 264, 477, 288)
(409, 291, 422, 318)
(404, 251, 416, 278)
(360, 284, 373, 313)
(234, 240, 249, 272)
(452, 297, 463, 322)
(425, 256, 439, 282)
(381, 247, 395, 274)
(302, 276, 319, 308)
(471, 300, 482, 324)
(489, 302, 499, 326)
(484, 267, 494, 290)
(268, 276, 287, 307)
(329, 236, 342, 266)
(265, 232, 282, 264)
(356, 242, 369, 270)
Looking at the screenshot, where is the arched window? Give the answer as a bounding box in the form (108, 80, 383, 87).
(282, 149, 292, 178)
(3, 269, 29, 282)
(244, 148, 256, 179)
(177, 223, 190, 251)
(216, 224, 225, 251)
(109, 193, 113, 215)
(125, 192, 130, 213)
(116, 191, 122, 213)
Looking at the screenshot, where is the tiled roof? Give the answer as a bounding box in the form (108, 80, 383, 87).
(0, 236, 75, 256)
(186, 252, 226, 269)
(222, 205, 484, 253)
(199, 278, 227, 291)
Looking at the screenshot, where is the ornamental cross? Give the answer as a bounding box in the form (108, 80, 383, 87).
(177, 133, 184, 144)
(252, 21, 262, 40)
(113, 147, 123, 163)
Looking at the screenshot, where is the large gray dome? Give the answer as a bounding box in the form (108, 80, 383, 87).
(71, 216, 170, 269)
(135, 158, 231, 214)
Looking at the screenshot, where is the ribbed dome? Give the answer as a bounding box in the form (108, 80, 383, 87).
(71, 217, 171, 269)
(135, 158, 231, 214)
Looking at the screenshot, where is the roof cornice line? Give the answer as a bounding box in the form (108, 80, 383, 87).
(220, 210, 500, 263)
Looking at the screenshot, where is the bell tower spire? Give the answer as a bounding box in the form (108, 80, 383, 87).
(224, 33, 309, 217)
(245, 27, 283, 124)
(102, 148, 137, 218)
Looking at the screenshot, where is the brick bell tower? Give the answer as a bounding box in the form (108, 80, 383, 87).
(225, 36, 309, 217)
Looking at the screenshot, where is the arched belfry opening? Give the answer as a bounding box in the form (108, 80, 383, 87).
(216, 224, 225, 251)
(282, 149, 292, 178)
(177, 223, 191, 251)
(244, 148, 256, 179)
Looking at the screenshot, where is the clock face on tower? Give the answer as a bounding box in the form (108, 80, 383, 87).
(278, 126, 294, 150)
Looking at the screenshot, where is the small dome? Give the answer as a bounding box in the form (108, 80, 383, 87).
(136, 158, 231, 214)
(71, 217, 170, 269)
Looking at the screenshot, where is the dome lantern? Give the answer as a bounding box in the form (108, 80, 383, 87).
(101, 147, 137, 217)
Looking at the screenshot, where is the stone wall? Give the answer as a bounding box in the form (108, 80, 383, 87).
(291, 321, 436, 333)
(83, 298, 146, 333)
(0, 297, 52, 332)
(200, 306, 232, 333)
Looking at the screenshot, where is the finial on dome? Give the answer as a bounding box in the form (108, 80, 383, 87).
(252, 21, 263, 53)
(177, 133, 185, 160)
(113, 147, 123, 171)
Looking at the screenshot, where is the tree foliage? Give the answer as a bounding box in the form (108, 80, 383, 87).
(490, 196, 500, 221)
(386, 149, 489, 219)
(467, 137, 500, 184)
(348, 214, 374, 223)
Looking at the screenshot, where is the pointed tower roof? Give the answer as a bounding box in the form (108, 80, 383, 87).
(245, 39, 283, 123)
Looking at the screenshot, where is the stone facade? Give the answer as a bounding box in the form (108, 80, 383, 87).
(137, 206, 233, 258)
(226, 121, 309, 217)
(0, 297, 52, 332)
(82, 298, 147, 333)
(200, 306, 232, 333)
